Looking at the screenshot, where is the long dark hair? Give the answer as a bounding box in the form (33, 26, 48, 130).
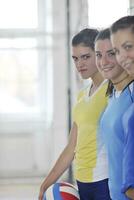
(106, 80, 114, 97)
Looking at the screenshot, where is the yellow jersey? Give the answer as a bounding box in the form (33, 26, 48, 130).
(72, 81, 108, 182)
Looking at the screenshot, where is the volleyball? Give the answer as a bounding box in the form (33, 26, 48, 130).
(43, 182, 80, 200)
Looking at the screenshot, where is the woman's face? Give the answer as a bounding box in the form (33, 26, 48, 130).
(95, 38, 124, 82)
(72, 44, 98, 79)
(111, 28, 134, 76)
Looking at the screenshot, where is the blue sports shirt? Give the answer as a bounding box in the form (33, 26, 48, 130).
(122, 102, 134, 193)
(99, 81, 134, 200)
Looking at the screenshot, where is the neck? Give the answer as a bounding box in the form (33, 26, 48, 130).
(89, 71, 104, 96)
(112, 73, 134, 91)
(91, 71, 104, 88)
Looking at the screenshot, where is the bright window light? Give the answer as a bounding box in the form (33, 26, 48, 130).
(0, 0, 38, 28)
(88, 0, 129, 28)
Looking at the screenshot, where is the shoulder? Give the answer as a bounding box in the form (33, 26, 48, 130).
(128, 81, 134, 94)
(77, 83, 91, 101)
(127, 81, 134, 102)
(100, 79, 108, 90)
(124, 103, 134, 125)
(77, 86, 89, 101)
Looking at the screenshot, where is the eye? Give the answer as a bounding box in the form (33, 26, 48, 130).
(82, 55, 90, 60)
(108, 51, 116, 57)
(124, 44, 133, 51)
(95, 52, 102, 58)
(72, 57, 78, 62)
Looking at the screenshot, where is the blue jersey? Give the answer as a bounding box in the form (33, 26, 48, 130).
(122, 103, 134, 193)
(99, 81, 134, 200)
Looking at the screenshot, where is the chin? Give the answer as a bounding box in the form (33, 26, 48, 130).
(128, 71, 134, 78)
(126, 68, 134, 77)
(102, 73, 110, 80)
(81, 76, 90, 79)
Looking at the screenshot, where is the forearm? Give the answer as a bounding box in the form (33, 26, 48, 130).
(38, 122, 77, 200)
(126, 188, 134, 199)
(41, 146, 74, 190)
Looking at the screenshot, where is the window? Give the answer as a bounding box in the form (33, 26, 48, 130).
(88, 0, 129, 28)
(0, 0, 37, 28)
(0, 0, 53, 132)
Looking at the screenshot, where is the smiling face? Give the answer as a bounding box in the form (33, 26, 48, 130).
(72, 44, 98, 79)
(95, 38, 124, 82)
(111, 28, 134, 76)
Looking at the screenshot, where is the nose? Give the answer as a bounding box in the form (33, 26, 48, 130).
(101, 55, 109, 67)
(76, 58, 85, 69)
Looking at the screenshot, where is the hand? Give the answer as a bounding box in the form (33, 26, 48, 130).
(38, 184, 46, 200)
(126, 188, 134, 199)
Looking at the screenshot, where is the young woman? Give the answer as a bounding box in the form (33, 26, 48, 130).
(38, 29, 111, 200)
(95, 28, 134, 200)
(110, 15, 134, 76)
(110, 15, 134, 199)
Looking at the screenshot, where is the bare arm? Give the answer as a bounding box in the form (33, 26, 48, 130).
(126, 188, 134, 199)
(38, 122, 77, 200)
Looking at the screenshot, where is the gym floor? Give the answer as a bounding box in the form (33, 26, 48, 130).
(0, 178, 42, 200)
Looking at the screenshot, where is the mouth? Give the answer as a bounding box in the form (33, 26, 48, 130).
(79, 69, 87, 73)
(102, 67, 113, 72)
(122, 62, 133, 69)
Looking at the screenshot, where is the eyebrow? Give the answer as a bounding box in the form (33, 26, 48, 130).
(107, 49, 114, 53)
(122, 41, 131, 47)
(72, 55, 76, 59)
(95, 49, 114, 53)
(72, 53, 90, 58)
(81, 53, 90, 57)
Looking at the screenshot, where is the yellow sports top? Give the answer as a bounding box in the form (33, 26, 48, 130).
(72, 81, 108, 182)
